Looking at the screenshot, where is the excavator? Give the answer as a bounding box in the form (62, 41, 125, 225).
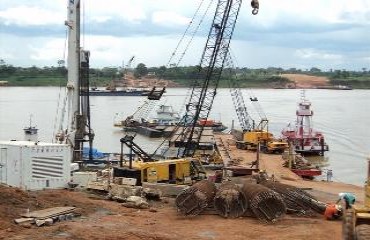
(342, 156, 370, 239)
(229, 74, 288, 154)
(113, 0, 260, 186)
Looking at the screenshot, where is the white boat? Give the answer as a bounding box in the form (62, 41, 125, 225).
(147, 105, 181, 126)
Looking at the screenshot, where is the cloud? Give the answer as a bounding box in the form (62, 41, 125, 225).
(0, 6, 64, 26)
(294, 49, 343, 61)
(0, 0, 369, 70)
(152, 11, 190, 27)
(29, 38, 66, 61)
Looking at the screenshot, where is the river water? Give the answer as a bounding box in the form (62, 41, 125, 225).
(0, 87, 369, 185)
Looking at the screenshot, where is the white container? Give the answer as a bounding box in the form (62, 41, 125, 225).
(0, 140, 71, 190)
(72, 172, 97, 187)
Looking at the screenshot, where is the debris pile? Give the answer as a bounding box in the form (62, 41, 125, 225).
(108, 184, 162, 209)
(175, 180, 216, 216)
(214, 182, 247, 218)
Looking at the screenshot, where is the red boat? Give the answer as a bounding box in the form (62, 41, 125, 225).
(282, 91, 329, 156)
(292, 169, 322, 179)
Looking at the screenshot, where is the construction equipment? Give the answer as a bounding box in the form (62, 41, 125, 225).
(55, 0, 95, 163)
(225, 53, 287, 153)
(113, 87, 166, 129)
(114, 135, 206, 186)
(230, 87, 288, 153)
(176, 0, 246, 158)
(342, 156, 370, 240)
(114, 0, 258, 185)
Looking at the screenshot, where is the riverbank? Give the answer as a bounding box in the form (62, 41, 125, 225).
(215, 133, 364, 201)
(0, 134, 364, 240)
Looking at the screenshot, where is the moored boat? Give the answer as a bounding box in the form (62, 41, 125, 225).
(89, 88, 151, 96)
(281, 91, 329, 156)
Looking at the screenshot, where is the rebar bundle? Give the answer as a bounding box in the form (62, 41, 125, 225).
(260, 180, 327, 215)
(214, 182, 248, 218)
(241, 182, 286, 222)
(175, 180, 216, 216)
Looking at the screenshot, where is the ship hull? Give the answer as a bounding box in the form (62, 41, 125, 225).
(88, 90, 150, 96)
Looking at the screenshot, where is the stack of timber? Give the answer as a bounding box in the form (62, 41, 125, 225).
(15, 207, 77, 227)
(214, 182, 247, 218)
(241, 182, 286, 222)
(175, 180, 216, 216)
(260, 180, 327, 215)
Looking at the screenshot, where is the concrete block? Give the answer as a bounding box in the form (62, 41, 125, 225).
(109, 184, 142, 198)
(65, 213, 74, 220)
(123, 196, 149, 209)
(35, 219, 45, 227)
(142, 182, 188, 197)
(58, 215, 66, 221)
(44, 218, 53, 226)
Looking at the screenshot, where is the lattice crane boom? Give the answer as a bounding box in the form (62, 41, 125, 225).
(181, 0, 256, 157)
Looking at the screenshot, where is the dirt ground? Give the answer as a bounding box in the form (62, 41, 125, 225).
(0, 134, 364, 240)
(281, 74, 330, 88)
(0, 185, 347, 240)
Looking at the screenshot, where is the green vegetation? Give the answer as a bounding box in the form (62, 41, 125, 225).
(1, 60, 370, 89)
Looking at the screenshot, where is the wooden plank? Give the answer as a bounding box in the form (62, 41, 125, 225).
(14, 218, 34, 224)
(21, 207, 76, 219)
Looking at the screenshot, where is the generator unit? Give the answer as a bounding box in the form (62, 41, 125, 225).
(0, 140, 71, 190)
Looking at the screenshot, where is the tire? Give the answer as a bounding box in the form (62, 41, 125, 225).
(343, 209, 355, 240)
(355, 224, 370, 240)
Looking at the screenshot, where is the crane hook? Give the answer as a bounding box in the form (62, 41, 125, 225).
(251, 0, 259, 15)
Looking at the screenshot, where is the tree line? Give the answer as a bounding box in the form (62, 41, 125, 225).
(1, 59, 370, 88)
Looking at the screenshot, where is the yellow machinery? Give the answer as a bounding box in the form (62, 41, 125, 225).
(114, 135, 206, 186)
(235, 129, 288, 154)
(342, 157, 370, 240)
(114, 158, 205, 186)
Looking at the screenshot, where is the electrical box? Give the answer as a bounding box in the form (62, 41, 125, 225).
(0, 140, 71, 190)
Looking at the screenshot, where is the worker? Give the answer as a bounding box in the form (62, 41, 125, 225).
(324, 204, 343, 220)
(326, 169, 333, 182)
(336, 192, 356, 209)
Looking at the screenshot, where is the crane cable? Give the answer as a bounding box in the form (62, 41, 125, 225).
(52, 29, 69, 142)
(173, 0, 215, 67)
(166, 0, 211, 67)
(150, 0, 215, 157)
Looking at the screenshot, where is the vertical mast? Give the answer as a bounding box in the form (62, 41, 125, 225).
(64, 0, 94, 162)
(65, 0, 81, 147)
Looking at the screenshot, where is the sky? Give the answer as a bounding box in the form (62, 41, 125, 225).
(0, 0, 370, 70)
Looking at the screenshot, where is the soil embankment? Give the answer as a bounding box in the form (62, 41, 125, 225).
(282, 74, 331, 88)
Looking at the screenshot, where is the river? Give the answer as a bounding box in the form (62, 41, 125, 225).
(0, 87, 369, 186)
